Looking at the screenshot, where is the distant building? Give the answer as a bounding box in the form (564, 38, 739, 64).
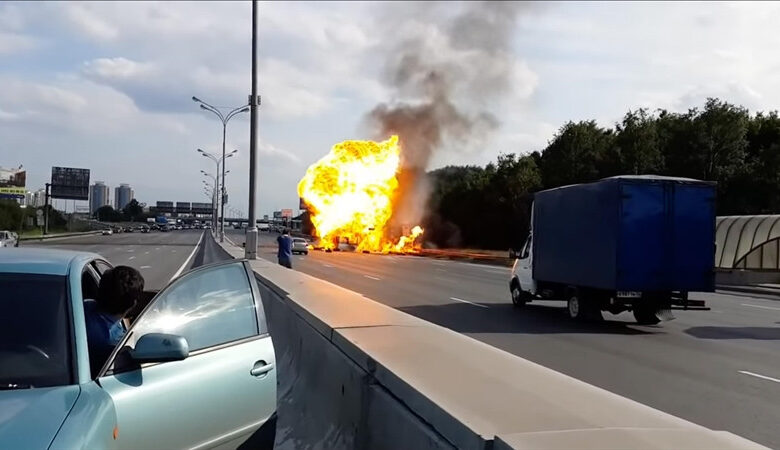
(32, 189, 45, 208)
(114, 183, 134, 210)
(90, 181, 111, 215)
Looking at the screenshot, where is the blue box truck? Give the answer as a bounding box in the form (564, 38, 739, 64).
(510, 175, 715, 324)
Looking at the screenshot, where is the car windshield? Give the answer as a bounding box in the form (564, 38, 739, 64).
(0, 273, 73, 388)
(293, 239, 306, 243)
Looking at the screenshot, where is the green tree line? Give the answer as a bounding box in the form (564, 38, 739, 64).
(424, 98, 780, 250)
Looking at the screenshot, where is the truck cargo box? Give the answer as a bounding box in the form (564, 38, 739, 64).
(532, 176, 716, 292)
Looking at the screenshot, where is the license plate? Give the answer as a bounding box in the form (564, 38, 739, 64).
(617, 291, 642, 298)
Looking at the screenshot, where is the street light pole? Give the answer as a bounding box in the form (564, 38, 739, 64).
(246, 0, 260, 259)
(198, 149, 235, 234)
(201, 170, 218, 229)
(192, 98, 248, 243)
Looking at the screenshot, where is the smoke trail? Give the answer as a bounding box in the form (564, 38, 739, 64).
(367, 1, 526, 228)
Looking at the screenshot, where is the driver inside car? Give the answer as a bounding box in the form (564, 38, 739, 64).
(83, 266, 145, 377)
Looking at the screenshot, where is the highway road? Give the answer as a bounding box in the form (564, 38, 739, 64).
(229, 230, 780, 448)
(23, 230, 208, 290)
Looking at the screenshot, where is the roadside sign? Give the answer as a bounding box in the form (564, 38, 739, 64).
(50, 167, 90, 200)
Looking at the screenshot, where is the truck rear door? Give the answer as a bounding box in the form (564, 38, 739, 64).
(669, 183, 716, 291)
(618, 182, 667, 290)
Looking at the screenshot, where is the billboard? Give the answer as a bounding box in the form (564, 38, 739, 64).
(156, 201, 174, 213)
(273, 210, 282, 219)
(281, 208, 293, 218)
(176, 202, 191, 213)
(51, 167, 90, 200)
(0, 166, 26, 199)
(192, 202, 211, 214)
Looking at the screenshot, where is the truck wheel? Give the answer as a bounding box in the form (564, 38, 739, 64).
(510, 282, 526, 307)
(633, 306, 661, 325)
(567, 294, 602, 321)
(567, 294, 582, 319)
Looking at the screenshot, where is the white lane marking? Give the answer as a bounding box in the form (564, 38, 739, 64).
(432, 261, 448, 266)
(482, 266, 508, 273)
(364, 275, 381, 281)
(436, 268, 446, 272)
(741, 303, 780, 311)
(739, 370, 780, 384)
(144, 251, 150, 255)
(127, 249, 134, 253)
(155, 247, 160, 250)
(140, 265, 152, 269)
(170, 232, 205, 282)
(128, 256, 135, 260)
(449, 296, 488, 308)
(172, 249, 177, 253)
(324, 264, 334, 268)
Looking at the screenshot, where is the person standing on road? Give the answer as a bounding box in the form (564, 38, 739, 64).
(277, 229, 293, 269)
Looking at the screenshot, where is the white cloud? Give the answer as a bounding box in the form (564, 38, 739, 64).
(258, 140, 301, 164)
(62, 2, 119, 41)
(82, 57, 155, 80)
(0, 31, 38, 54)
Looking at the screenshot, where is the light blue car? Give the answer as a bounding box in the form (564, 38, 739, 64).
(0, 248, 276, 449)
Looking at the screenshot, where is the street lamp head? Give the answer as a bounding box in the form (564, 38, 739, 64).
(239, 107, 249, 113)
(200, 104, 209, 111)
(229, 149, 238, 155)
(197, 148, 204, 153)
(192, 96, 201, 103)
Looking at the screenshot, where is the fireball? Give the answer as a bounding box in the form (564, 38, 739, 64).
(297, 135, 423, 252)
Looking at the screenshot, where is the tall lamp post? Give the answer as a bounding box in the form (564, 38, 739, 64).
(197, 148, 236, 236)
(246, 0, 260, 259)
(201, 172, 217, 227)
(192, 97, 248, 243)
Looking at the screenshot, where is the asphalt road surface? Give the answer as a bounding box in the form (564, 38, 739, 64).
(230, 230, 779, 448)
(23, 230, 206, 290)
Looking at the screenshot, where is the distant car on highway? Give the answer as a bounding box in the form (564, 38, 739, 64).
(160, 225, 170, 232)
(292, 238, 309, 255)
(101, 228, 113, 236)
(140, 226, 150, 233)
(0, 248, 277, 449)
(0, 230, 18, 248)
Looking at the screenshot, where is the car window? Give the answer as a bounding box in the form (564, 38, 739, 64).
(520, 235, 532, 259)
(81, 266, 100, 301)
(92, 260, 112, 276)
(0, 274, 73, 388)
(127, 262, 259, 353)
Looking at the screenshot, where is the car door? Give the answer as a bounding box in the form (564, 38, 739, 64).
(516, 234, 536, 293)
(97, 260, 276, 450)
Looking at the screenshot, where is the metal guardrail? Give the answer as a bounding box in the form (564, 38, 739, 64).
(18, 230, 102, 242)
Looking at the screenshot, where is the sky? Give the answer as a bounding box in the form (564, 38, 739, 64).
(1, 1, 780, 216)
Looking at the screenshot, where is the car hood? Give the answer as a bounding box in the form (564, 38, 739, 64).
(0, 385, 80, 448)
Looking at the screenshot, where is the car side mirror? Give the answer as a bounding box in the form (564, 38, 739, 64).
(131, 333, 189, 364)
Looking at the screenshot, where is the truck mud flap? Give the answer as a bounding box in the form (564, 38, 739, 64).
(670, 298, 710, 311)
(656, 308, 676, 322)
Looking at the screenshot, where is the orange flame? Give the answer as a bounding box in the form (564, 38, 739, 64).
(297, 135, 423, 253)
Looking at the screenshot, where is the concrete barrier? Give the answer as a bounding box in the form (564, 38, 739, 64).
(218, 240, 766, 450)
